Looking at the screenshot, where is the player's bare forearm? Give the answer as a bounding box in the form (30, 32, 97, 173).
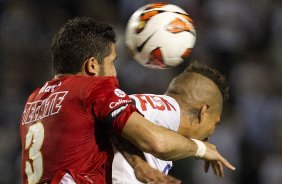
(122, 112, 236, 172)
(122, 112, 198, 161)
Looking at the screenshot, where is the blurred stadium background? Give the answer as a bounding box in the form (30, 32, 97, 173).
(0, 0, 281, 183)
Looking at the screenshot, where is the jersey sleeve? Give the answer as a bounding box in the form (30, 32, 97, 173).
(85, 77, 137, 134)
(129, 94, 181, 132)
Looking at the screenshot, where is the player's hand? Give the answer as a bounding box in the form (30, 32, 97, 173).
(134, 162, 181, 184)
(202, 142, 236, 173)
(204, 160, 225, 177)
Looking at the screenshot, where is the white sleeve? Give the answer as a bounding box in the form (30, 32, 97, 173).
(130, 94, 181, 131)
(112, 94, 181, 184)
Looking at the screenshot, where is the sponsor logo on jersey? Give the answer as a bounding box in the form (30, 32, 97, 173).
(114, 89, 126, 98)
(133, 94, 176, 111)
(22, 91, 68, 125)
(109, 99, 131, 109)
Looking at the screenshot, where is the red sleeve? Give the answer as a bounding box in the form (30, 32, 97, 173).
(85, 77, 137, 134)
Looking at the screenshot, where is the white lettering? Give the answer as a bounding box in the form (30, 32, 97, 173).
(109, 99, 131, 109)
(39, 82, 62, 94)
(22, 91, 68, 125)
(39, 82, 48, 94)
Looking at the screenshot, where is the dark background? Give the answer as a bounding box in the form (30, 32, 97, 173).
(0, 0, 281, 183)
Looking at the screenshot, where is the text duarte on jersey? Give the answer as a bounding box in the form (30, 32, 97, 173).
(22, 91, 68, 125)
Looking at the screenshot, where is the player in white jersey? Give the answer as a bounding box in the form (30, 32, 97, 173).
(112, 94, 181, 183)
(112, 62, 232, 183)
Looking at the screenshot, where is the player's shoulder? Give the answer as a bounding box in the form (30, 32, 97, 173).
(130, 94, 177, 101)
(73, 76, 122, 99)
(73, 75, 119, 87)
(130, 94, 179, 110)
(27, 76, 119, 100)
(56, 75, 119, 92)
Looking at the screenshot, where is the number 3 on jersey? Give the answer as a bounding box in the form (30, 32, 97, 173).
(25, 122, 44, 184)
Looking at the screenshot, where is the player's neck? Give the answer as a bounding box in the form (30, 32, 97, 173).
(54, 73, 81, 79)
(177, 114, 191, 137)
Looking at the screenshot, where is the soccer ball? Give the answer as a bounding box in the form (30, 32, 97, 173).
(125, 2, 196, 69)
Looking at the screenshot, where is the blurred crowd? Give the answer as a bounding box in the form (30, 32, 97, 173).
(0, 0, 281, 183)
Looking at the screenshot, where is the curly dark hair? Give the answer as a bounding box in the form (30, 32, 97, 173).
(51, 17, 116, 74)
(185, 61, 230, 101)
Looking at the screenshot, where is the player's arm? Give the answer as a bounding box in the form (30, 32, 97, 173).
(122, 112, 236, 171)
(111, 134, 181, 184)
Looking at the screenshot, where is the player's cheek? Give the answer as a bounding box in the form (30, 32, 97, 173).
(208, 126, 215, 137)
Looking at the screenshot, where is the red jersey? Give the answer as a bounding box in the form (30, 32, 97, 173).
(20, 75, 136, 184)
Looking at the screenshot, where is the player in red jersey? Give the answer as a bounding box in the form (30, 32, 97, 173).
(20, 17, 235, 184)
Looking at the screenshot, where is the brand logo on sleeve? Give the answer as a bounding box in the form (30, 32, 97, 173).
(114, 89, 126, 98)
(109, 99, 132, 109)
(111, 104, 128, 118)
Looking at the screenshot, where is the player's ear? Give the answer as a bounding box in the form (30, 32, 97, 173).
(198, 104, 209, 123)
(83, 57, 100, 76)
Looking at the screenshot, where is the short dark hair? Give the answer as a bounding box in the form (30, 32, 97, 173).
(185, 61, 230, 101)
(51, 17, 116, 74)
(165, 61, 230, 117)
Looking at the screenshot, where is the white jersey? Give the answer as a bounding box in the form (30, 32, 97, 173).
(112, 94, 181, 184)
